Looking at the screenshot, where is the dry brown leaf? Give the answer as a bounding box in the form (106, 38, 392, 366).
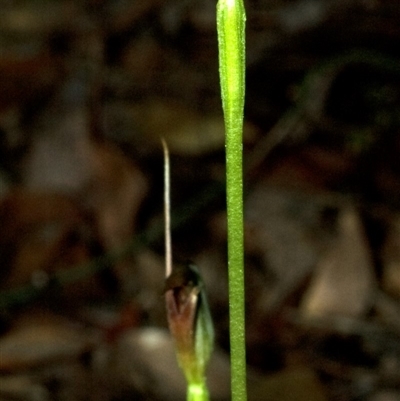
(20, 80, 149, 291)
(300, 206, 375, 318)
(22, 85, 149, 250)
(23, 100, 148, 251)
(381, 215, 400, 299)
(244, 187, 326, 312)
(0, 190, 90, 289)
(0, 311, 97, 372)
(83, 140, 148, 250)
(0, 54, 60, 112)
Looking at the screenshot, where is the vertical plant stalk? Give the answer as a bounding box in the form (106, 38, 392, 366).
(217, 1, 247, 401)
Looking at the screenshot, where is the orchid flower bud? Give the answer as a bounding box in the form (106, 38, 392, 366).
(165, 262, 214, 395)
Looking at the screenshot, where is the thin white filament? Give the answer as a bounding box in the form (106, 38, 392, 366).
(162, 138, 172, 278)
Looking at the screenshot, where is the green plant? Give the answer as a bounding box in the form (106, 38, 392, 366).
(162, 0, 248, 397)
(217, 0, 247, 400)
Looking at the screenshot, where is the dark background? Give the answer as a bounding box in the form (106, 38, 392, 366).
(0, 1, 400, 400)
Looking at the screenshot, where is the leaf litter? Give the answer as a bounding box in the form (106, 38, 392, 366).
(0, 1, 400, 401)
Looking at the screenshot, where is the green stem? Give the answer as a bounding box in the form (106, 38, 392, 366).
(217, 1, 247, 401)
(187, 381, 209, 401)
